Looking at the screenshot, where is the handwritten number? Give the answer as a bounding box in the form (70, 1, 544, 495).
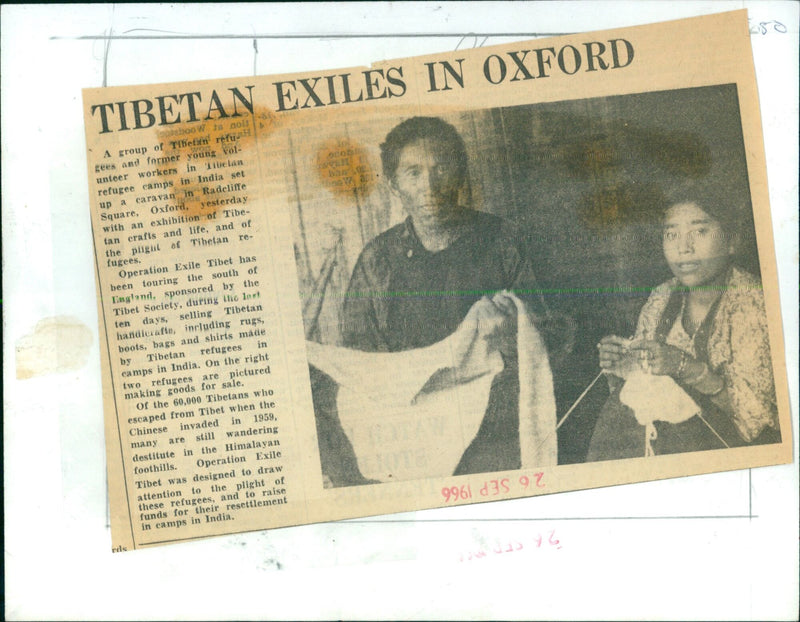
(748, 19, 787, 35)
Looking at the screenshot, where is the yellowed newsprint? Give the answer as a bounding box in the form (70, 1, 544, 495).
(82, 10, 792, 551)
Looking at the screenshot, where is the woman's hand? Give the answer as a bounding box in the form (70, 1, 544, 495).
(632, 341, 728, 398)
(629, 340, 686, 377)
(598, 335, 636, 378)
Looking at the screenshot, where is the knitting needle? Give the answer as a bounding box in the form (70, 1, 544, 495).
(697, 413, 731, 448)
(530, 369, 606, 458)
(556, 370, 605, 430)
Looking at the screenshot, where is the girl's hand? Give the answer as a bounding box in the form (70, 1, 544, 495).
(598, 335, 636, 378)
(629, 340, 686, 376)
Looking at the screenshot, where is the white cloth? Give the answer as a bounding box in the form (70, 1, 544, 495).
(619, 369, 701, 456)
(306, 292, 557, 482)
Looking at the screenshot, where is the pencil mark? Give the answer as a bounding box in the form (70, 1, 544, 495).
(101, 5, 115, 87)
(122, 27, 193, 35)
(454, 33, 490, 51)
(51, 31, 571, 41)
(102, 27, 112, 87)
(345, 514, 759, 523)
(747, 18, 787, 35)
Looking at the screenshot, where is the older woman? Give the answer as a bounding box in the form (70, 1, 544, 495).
(590, 185, 780, 458)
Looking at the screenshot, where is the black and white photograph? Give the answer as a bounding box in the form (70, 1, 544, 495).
(288, 85, 782, 487)
(6, 4, 797, 619)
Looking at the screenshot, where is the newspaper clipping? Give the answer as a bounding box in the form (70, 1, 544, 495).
(82, 10, 792, 551)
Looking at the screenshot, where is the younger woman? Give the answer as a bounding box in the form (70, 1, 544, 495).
(593, 187, 780, 456)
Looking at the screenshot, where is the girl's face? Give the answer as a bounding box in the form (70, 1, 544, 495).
(662, 202, 734, 288)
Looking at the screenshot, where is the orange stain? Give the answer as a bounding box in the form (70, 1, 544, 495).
(154, 107, 280, 219)
(314, 138, 376, 199)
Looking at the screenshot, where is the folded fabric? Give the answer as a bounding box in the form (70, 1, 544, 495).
(619, 370, 701, 457)
(619, 370, 701, 427)
(504, 292, 557, 470)
(306, 291, 557, 482)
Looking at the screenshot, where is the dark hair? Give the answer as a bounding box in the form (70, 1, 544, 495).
(380, 116, 468, 183)
(663, 179, 750, 235)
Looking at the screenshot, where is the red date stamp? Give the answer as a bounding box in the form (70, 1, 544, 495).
(441, 473, 545, 503)
(459, 530, 562, 562)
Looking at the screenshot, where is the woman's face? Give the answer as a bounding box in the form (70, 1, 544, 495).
(391, 138, 462, 228)
(662, 202, 733, 287)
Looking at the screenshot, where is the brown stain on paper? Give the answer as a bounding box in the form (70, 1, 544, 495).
(16, 316, 93, 379)
(154, 106, 281, 218)
(315, 137, 376, 199)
